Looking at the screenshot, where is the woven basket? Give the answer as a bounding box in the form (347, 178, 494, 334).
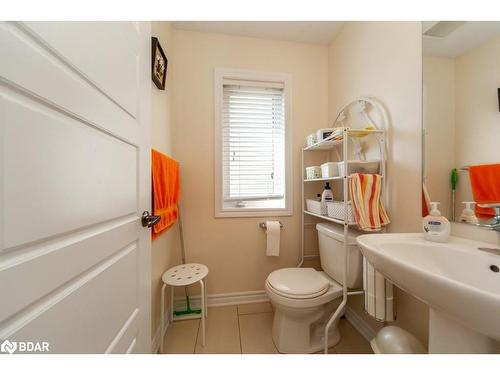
(326, 201, 355, 223)
(306, 199, 327, 216)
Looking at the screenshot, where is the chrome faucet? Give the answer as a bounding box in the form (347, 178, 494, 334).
(475, 203, 500, 252)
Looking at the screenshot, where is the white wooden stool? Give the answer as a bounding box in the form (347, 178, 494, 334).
(160, 263, 208, 352)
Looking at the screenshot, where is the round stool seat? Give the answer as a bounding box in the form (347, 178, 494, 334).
(162, 263, 208, 286)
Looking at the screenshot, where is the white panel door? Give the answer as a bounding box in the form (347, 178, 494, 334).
(0, 21, 152, 353)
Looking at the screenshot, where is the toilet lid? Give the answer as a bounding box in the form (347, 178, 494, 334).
(267, 268, 330, 299)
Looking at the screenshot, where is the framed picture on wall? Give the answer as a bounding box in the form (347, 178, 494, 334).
(151, 37, 168, 90)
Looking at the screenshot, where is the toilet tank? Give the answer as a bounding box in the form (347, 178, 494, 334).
(316, 223, 363, 289)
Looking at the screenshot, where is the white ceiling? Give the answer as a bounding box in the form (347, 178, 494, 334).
(423, 21, 500, 58)
(172, 21, 345, 45)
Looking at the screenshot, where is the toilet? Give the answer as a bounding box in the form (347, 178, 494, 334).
(265, 223, 363, 353)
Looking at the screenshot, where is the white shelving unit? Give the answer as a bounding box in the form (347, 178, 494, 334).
(303, 210, 356, 226)
(299, 97, 388, 353)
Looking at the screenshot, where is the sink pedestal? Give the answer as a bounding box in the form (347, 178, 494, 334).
(429, 308, 496, 353)
(357, 233, 500, 353)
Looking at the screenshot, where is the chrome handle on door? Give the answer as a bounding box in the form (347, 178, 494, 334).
(142, 211, 160, 228)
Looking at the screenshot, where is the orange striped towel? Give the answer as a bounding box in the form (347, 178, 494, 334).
(349, 173, 390, 231)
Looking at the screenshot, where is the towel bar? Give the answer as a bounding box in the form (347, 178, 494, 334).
(259, 221, 284, 229)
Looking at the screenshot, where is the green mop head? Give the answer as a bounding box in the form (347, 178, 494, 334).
(173, 295, 202, 317)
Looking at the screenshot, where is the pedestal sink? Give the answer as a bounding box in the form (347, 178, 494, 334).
(357, 233, 500, 353)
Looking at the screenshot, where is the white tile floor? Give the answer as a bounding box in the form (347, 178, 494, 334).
(161, 302, 373, 354)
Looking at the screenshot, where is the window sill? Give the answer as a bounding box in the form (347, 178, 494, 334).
(215, 208, 293, 218)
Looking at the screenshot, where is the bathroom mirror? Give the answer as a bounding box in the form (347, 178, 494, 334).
(422, 21, 500, 223)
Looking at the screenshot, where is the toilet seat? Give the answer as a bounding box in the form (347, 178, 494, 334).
(266, 271, 343, 309)
(267, 268, 330, 299)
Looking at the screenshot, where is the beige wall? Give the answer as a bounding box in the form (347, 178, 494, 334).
(423, 56, 455, 219)
(171, 30, 329, 293)
(455, 35, 500, 168)
(328, 22, 429, 344)
(151, 21, 181, 340)
(454, 35, 500, 207)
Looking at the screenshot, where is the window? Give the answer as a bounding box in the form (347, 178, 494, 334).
(215, 69, 292, 217)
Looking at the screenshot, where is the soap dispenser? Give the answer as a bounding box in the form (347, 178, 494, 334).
(422, 202, 450, 243)
(460, 202, 478, 224)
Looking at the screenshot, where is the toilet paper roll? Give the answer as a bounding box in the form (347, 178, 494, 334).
(265, 221, 281, 257)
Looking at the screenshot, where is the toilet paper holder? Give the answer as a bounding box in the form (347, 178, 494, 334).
(259, 221, 284, 229)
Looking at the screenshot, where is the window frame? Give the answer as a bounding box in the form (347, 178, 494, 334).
(214, 68, 293, 218)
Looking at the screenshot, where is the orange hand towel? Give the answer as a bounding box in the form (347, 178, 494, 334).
(349, 173, 390, 231)
(152, 149, 180, 240)
(469, 163, 500, 216)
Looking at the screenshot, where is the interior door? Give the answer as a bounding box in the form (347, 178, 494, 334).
(0, 21, 152, 353)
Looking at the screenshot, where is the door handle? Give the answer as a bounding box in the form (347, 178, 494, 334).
(142, 211, 160, 228)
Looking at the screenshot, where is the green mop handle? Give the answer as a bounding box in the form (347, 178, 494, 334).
(451, 168, 458, 191)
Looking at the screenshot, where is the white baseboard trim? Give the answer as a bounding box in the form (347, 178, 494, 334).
(303, 254, 320, 259)
(345, 306, 377, 342)
(173, 289, 268, 311)
(151, 309, 171, 354)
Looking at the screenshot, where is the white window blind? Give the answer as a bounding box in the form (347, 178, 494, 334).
(222, 81, 286, 202)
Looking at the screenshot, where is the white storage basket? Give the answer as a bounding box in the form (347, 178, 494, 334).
(338, 160, 380, 176)
(306, 199, 327, 216)
(305, 166, 321, 179)
(321, 162, 339, 178)
(327, 201, 355, 223)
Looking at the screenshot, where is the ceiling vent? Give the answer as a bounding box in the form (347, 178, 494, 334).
(423, 21, 466, 38)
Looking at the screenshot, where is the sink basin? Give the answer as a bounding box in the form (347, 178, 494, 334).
(357, 233, 500, 353)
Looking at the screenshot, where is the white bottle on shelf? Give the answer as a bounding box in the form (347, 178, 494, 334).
(320, 182, 333, 214)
